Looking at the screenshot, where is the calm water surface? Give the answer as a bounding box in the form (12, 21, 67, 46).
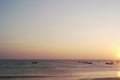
(0, 60, 120, 80)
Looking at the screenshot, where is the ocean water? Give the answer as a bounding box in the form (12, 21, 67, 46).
(0, 60, 120, 80)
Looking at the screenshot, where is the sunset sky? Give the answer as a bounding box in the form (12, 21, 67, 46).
(0, 0, 120, 59)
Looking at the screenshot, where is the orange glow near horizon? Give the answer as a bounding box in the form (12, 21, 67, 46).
(0, 40, 117, 59)
(113, 46, 120, 60)
(118, 54, 120, 58)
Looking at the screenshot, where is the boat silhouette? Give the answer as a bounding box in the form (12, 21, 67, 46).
(32, 61, 38, 64)
(105, 61, 113, 65)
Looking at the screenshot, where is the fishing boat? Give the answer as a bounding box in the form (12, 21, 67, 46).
(32, 61, 38, 64)
(105, 61, 113, 65)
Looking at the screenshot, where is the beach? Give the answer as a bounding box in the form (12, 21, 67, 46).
(93, 77, 120, 80)
(1, 76, 120, 80)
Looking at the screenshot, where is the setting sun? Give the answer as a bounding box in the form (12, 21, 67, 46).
(117, 54, 120, 58)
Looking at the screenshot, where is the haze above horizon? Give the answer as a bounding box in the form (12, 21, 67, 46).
(0, 0, 120, 59)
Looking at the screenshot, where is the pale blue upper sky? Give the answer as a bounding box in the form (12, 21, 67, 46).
(1, 0, 120, 59)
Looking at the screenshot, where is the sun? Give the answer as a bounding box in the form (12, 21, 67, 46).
(118, 53, 120, 58)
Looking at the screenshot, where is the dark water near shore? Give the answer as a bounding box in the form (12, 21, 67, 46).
(0, 59, 120, 80)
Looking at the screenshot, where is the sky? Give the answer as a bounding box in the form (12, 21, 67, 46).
(0, 0, 120, 59)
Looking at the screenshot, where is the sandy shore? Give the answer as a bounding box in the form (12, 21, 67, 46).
(80, 77, 120, 80)
(92, 77, 120, 80)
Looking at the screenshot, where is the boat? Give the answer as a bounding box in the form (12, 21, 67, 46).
(82, 61, 92, 64)
(105, 61, 113, 65)
(32, 61, 38, 64)
(86, 62, 92, 64)
(78, 61, 81, 63)
(82, 61, 87, 63)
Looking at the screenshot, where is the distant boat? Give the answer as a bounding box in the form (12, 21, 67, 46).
(32, 61, 38, 64)
(82, 61, 87, 63)
(82, 61, 92, 64)
(86, 62, 92, 64)
(105, 61, 113, 65)
(78, 61, 81, 63)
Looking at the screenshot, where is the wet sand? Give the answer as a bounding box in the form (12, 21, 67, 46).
(80, 77, 120, 80)
(92, 77, 120, 80)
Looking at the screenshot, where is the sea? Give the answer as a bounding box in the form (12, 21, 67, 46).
(0, 59, 120, 80)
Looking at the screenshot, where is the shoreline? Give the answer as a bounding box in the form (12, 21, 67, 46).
(0, 76, 120, 80)
(92, 77, 120, 80)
